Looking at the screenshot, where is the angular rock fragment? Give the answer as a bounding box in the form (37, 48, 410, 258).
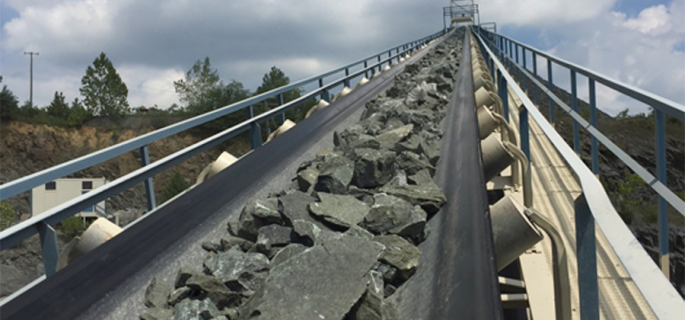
(395, 134, 422, 153)
(175, 266, 202, 289)
(277, 191, 324, 228)
(374, 235, 421, 280)
(145, 276, 172, 308)
(313, 153, 354, 194)
(296, 167, 318, 192)
(203, 247, 270, 296)
(270, 243, 307, 266)
(174, 298, 221, 320)
(396, 151, 434, 176)
(140, 307, 173, 320)
(238, 235, 384, 320)
(168, 287, 191, 306)
(418, 140, 440, 166)
(201, 241, 221, 253)
(375, 124, 413, 150)
(309, 193, 370, 228)
(352, 148, 396, 188)
(236, 198, 282, 241)
(255, 225, 295, 256)
(348, 134, 381, 150)
(344, 225, 375, 240)
(380, 172, 446, 215)
(220, 235, 254, 252)
(185, 274, 241, 310)
(363, 193, 427, 238)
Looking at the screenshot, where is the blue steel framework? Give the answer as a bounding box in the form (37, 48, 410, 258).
(0, 29, 449, 276)
(473, 28, 684, 320)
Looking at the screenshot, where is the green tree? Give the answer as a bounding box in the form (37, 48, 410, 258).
(19, 100, 40, 118)
(173, 57, 222, 115)
(80, 52, 130, 118)
(68, 98, 88, 127)
(161, 172, 191, 203)
(0, 85, 19, 120)
(47, 91, 70, 119)
(255, 66, 314, 125)
(0, 201, 16, 230)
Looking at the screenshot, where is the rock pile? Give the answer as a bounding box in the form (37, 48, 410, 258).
(140, 30, 464, 320)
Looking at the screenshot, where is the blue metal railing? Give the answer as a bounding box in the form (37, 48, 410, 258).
(0, 28, 450, 275)
(473, 28, 684, 320)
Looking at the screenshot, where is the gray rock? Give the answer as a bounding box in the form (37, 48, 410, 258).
(237, 198, 282, 241)
(373, 262, 397, 284)
(375, 124, 413, 150)
(185, 274, 241, 309)
(203, 247, 270, 295)
(379, 172, 446, 215)
(417, 140, 440, 166)
(373, 235, 421, 280)
(173, 298, 221, 320)
(255, 225, 295, 256)
(221, 308, 239, 320)
(175, 266, 201, 289)
(309, 193, 370, 228)
(348, 134, 381, 150)
(344, 225, 375, 240)
(140, 307, 173, 320)
(168, 287, 192, 306)
(352, 148, 396, 188)
(238, 234, 384, 320)
(314, 153, 354, 194)
(278, 191, 320, 227)
(396, 151, 434, 176)
(296, 168, 319, 192)
(363, 194, 427, 238)
(220, 235, 254, 252)
(395, 134, 422, 153)
(407, 169, 434, 185)
(202, 241, 221, 253)
(145, 276, 172, 308)
(271, 243, 307, 266)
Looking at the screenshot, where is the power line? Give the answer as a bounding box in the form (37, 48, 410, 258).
(24, 51, 39, 107)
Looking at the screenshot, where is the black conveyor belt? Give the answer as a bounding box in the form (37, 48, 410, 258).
(393, 30, 503, 320)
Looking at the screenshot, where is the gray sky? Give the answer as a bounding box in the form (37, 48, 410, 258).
(1, 0, 683, 115)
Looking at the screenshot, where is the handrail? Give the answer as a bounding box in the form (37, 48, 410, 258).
(0, 29, 447, 202)
(474, 30, 685, 320)
(486, 32, 685, 121)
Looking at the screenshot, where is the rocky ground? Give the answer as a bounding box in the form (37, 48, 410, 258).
(138, 31, 464, 320)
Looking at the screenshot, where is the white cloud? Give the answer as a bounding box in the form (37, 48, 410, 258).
(479, 0, 617, 27)
(621, 5, 672, 36)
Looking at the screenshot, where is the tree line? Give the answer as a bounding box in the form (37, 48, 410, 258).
(0, 53, 313, 131)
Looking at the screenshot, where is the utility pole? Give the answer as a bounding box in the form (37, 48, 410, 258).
(24, 52, 39, 107)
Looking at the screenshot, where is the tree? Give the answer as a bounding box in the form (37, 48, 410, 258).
(47, 91, 70, 119)
(161, 172, 191, 203)
(0, 85, 19, 120)
(80, 52, 130, 118)
(173, 57, 223, 115)
(255, 66, 314, 124)
(0, 201, 16, 230)
(68, 98, 88, 127)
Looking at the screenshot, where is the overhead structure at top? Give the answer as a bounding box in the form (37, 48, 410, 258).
(444, 0, 479, 27)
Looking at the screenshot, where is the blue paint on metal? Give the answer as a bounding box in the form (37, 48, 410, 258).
(575, 195, 599, 320)
(250, 123, 262, 150)
(515, 43, 519, 64)
(533, 52, 538, 106)
(656, 110, 668, 259)
(571, 70, 580, 155)
(277, 94, 285, 124)
(139, 145, 156, 211)
(548, 60, 555, 124)
(589, 79, 599, 175)
(37, 222, 58, 277)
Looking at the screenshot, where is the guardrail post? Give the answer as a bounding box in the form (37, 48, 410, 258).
(571, 70, 580, 156)
(139, 145, 156, 211)
(548, 60, 555, 125)
(277, 94, 285, 125)
(247, 105, 262, 150)
(522, 48, 527, 92)
(37, 221, 58, 277)
(520, 105, 530, 160)
(377, 55, 382, 72)
(344, 68, 350, 88)
(364, 61, 369, 78)
(655, 109, 670, 278)
(497, 69, 509, 121)
(515, 43, 519, 64)
(589, 79, 599, 176)
(575, 194, 599, 320)
(533, 52, 539, 106)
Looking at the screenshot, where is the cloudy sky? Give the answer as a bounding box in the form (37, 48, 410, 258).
(0, 0, 683, 115)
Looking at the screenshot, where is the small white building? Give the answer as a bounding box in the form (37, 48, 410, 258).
(32, 178, 108, 219)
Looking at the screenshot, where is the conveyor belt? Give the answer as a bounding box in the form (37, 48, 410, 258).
(0, 33, 455, 320)
(392, 30, 503, 320)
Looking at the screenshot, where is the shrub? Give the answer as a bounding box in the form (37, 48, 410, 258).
(58, 216, 88, 240)
(0, 201, 16, 230)
(161, 172, 191, 203)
